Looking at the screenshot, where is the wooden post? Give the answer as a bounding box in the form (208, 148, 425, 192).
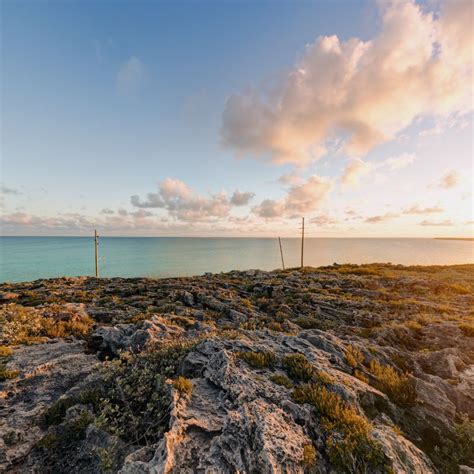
(94, 229, 99, 278)
(278, 237, 285, 270)
(300, 217, 305, 268)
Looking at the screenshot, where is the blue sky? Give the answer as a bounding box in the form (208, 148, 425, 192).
(1, 0, 472, 236)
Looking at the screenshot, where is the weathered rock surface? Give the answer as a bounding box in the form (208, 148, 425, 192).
(1, 264, 473, 473)
(0, 339, 98, 470)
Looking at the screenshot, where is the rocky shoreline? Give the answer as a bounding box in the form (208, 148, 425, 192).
(1, 263, 473, 473)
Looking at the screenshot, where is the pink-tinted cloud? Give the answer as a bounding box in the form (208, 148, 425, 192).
(131, 178, 254, 222)
(221, 0, 473, 164)
(402, 204, 443, 215)
(419, 219, 454, 226)
(437, 170, 460, 189)
(252, 175, 333, 219)
(364, 212, 400, 224)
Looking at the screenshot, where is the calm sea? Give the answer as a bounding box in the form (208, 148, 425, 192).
(0, 237, 473, 283)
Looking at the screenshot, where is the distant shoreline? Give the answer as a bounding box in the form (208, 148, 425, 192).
(435, 237, 474, 241)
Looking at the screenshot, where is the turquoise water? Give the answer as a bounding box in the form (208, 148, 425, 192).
(0, 237, 472, 282)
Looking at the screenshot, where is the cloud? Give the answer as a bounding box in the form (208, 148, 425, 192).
(252, 175, 333, 219)
(309, 214, 338, 226)
(402, 204, 443, 215)
(131, 178, 254, 222)
(437, 170, 460, 188)
(116, 57, 146, 96)
(100, 208, 115, 215)
(341, 158, 374, 185)
(419, 219, 454, 226)
(1, 185, 21, 195)
(230, 190, 255, 206)
(341, 152, 415, 186)
(221, 0, 473, 164)
(364, 212, 400, 224)
(384, 153, 416, 171)
(278, 172, 303, 186)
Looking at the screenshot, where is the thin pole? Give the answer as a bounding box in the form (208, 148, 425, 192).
(94, 229, 99, 278)
(300, 217, 305, 268)
(278, 237, 285, 270)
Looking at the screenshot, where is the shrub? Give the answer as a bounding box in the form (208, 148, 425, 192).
(0, 304, 93, 345)
(459, 323, 474, 337)
(0, 345, 13, 357)
(354, 369, 369, 384)
(173, 376, 193, 397)
(292, 383, 387, 472)
(302, 443, 317, 468)
(294, 317, 321, 329)
(368, 360, 416, 407)
(95, 341, 195, 445)
(270, 374, 293, 389)
(267, 321, 285, 332)
(0, 365, 19, 381)
(283, 354, 315, 382)
(237, 350, 276, 369)
(433, 414, 474, 473)
(344, 345, 364, 368)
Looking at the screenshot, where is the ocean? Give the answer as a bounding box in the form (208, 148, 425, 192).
(0, 236, 473, 283)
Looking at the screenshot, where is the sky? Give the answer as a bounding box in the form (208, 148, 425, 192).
(0, 0, 473, 237)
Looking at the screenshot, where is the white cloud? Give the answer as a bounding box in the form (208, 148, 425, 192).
(384, 153, 416, 171)
(221, 0, 473, 164)
(116, 57, 146, 96)
(341, 152, 416, 186)
(341, 158, 374, 185)
(252, 175, 333, 219)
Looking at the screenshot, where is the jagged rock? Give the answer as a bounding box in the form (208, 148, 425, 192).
(122, 336, 434, 473)
(0, 340, 98, 471)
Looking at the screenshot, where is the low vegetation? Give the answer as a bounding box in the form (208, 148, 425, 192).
(0, 304, 93, 345)
(237, 350, 277, 369)
(368, 360, 417, 407)
(292, 383, 388, 472)
(1, 263, 473, 472)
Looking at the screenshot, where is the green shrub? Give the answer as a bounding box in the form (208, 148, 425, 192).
(95, 341, 195, 445)
(283, 354, 315, 382)
(270, 374, 294, 388)
(433, 414, 474, 473)
(368, 360, 416, 407)
(237, 350, 277, 369)
(292, 383, 387, 472)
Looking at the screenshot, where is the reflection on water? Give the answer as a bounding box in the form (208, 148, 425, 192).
(1, 237, 473, 282)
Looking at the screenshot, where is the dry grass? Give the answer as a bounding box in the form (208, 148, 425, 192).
(172, 376, 193, 397)
(0, 304, 93, 345)
(292, 383, 387, 471)
(237, 350, 277, 369)
(344, 345, 364, 368)
(368, 360, 416, 407)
